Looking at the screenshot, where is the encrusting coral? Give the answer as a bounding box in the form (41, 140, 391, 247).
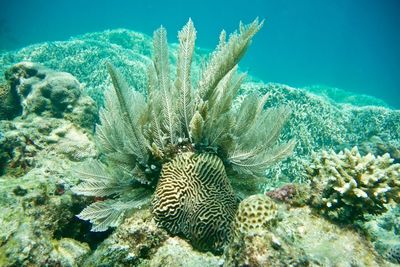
(72, 18, 294, 252)
(307, 146, 400, 222)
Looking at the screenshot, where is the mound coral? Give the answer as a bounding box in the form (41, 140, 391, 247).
(232, 194, 277, 238)
(307, 146, 400, 222)
(72, 18, 294, 251)
(152, 152, 238, 252)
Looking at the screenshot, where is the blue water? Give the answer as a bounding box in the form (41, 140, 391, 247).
(1, 0, 399, 108)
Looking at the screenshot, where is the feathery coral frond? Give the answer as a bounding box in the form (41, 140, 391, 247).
(71, 160, 132, 197)
(228, 104, 294, 178)
(197, 18, 263, 103)
(153, 26, 178, 144)
(105, 63, 149, 164)
(76, 196, 150, 232)
(176, 18, 196, 139)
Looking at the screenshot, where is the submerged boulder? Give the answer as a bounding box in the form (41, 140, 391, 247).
(2, 62, 97, 129)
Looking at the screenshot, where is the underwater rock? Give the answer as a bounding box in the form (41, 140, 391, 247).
(49, 238, 90, 267)
(0, 116, 96, 176)
(361, 204, 400, 263)
(152, 152, 238, 253)
(0, 114, 96, 266)
(4, 62, 97, 128)
(83, 210, 169, 266)
(307, 146, 400, 223)
(265, 183, 310, 207)
(0, 82, 21, 120)
(84, 209, 224, 267)
(148, 237, 224, 267)
(226, 204, 386, 266)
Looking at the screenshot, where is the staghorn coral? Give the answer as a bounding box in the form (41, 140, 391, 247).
(72, 18, 293, 252)
(307, 146, 400, 223)
(152, 152, 238, 253)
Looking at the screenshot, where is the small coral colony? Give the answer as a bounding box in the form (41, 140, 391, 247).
(72, 18, 400, 253)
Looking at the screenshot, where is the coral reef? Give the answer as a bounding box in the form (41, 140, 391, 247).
(72, 18, 293, 253)
(152, 152, 238, 252)
(4, 62, 97, 128)
(1, 20, 400, 266)
(0, 29, 207, 108)
(307, 146, 400, 222)
(238, 82, 400, 192)
(2, 28, 399, 190)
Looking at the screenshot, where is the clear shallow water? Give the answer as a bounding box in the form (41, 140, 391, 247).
(1, 0, 399, 108)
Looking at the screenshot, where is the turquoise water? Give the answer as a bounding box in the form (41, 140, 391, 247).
(1, 1, 400, 265)
(1, 0, 399, 108)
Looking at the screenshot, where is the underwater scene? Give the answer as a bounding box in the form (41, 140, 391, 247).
(0, 1, 399, 266)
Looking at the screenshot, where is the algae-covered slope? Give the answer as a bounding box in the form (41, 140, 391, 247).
(0, 29, 206, 108)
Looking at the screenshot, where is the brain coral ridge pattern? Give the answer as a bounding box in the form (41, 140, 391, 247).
(152, 152, 238, 252)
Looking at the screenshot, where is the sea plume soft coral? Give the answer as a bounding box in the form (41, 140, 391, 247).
(72, 18, 294, 251)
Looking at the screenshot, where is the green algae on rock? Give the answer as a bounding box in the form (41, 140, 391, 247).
(3, 62, 97, 129)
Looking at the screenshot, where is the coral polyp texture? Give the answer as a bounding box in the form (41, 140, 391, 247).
(71, 18, 294, 252)
(307, 146, 400, 222)
(232, 194, 277, 238)
(152, 152, 238, 252)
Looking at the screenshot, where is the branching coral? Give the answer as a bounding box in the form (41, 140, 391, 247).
(72, 18, 293, 251)
(307, 146, 400, 222)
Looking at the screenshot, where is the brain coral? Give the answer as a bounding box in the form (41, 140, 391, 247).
(151, 152, 238, 252)
(307, 146, 400, 222)
(232, 194, 278, 238)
